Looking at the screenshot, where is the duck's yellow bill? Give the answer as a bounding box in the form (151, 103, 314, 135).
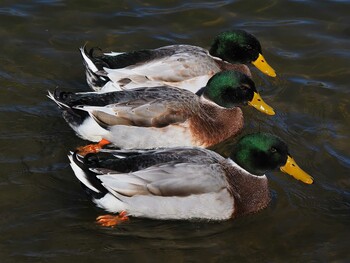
(248, 92, 275, 115)
(280, 155, 313, 184)
(252, 53, 276, 77)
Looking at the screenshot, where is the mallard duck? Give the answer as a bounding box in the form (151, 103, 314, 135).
(68, 132, 313, 227)
(48, 71, 275, 153)
(81, 29, 276, 93)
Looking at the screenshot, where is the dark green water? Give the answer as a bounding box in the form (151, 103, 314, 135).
(0, 0, 349, 262)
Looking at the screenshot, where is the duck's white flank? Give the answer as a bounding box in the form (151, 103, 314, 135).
(69, 117, 109, 142)
(95, 189, 234, 220)
(106, 122, 193, 149)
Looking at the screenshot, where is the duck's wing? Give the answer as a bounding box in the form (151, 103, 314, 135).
(98, 162, 227, 197)
(80, 46, 166, 91)
(81, 46, 174, 71)
(81, 45, 219, 91)
(105, 45, 220, 83)
(70, 147, 228, 198)
(94, 147, 223, 172)
(53, 87, 196, 128)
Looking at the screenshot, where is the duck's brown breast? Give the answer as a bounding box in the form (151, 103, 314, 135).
(189, 104, 244, 147)
(215, 60, 252, 78)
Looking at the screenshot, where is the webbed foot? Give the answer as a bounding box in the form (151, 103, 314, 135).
(76, 139, 111, 156)
(96, 211, 129, 227)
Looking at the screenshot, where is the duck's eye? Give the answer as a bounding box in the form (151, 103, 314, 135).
(240, 84, 250, 91)
(270, 147, 277, 153)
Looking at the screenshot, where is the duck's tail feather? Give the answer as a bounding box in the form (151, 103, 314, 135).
(47, 89, 70, 109)
(47, 89, 89, 127)
(47, 89, 80, 115)
(69, 152, 109, 199)
(80, 46, 111, 91)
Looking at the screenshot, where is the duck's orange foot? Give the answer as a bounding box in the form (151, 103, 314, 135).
(76, 139, 111, 156)
(96, 211, 129, 227)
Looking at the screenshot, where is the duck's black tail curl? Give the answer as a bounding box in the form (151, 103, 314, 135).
(47, 89, 89, 127)
(69, 152, 107, 199)
(80, 46, 111, 91)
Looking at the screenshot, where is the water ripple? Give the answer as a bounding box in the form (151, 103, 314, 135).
(108, 0, 236, 18)
(0, 7, 29, 17)
(239, 19, 316, 27)
(131, 1, 235, 16)
(324, 143, 350, 168)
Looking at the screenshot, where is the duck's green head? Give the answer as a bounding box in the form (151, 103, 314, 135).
(209, 30, 276, 77)
(202, 71, 275, 115)
(231, 133, 313, 184)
